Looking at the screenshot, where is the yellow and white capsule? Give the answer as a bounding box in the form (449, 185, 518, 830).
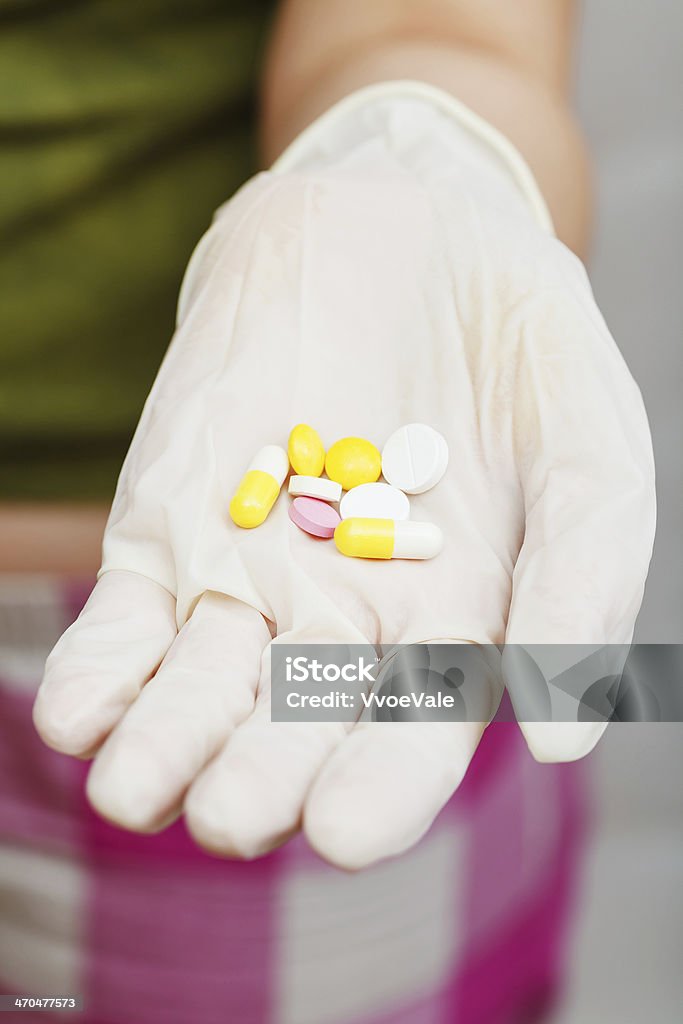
(334, 518, 443, 560)
(229, 445, 289, 529)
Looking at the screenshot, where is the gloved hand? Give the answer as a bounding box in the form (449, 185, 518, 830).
(33, 82, 656, 869)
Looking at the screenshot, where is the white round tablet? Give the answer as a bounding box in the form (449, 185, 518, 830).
(288, 475, 342, 503)
(339, 482, 410, 521)
(381, 424, 448, 494)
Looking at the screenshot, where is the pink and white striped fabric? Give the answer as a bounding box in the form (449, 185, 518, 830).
(0, 577, 588, 1024)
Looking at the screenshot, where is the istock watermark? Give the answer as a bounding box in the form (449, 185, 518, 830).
(285, 655, 377, 684)
(270, 643, 683, 723)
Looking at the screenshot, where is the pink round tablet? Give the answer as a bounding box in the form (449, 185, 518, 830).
(289, 496, 341, 539)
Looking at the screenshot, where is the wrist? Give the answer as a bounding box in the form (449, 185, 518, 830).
(263, 43, 591, 255)
(270, 79, 554, 236)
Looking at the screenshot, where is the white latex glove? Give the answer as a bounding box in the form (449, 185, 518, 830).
(34, 83, 656, 869)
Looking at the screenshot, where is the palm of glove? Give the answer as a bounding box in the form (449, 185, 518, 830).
(34, 155, 654, 868)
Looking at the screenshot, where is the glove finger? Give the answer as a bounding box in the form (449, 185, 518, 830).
(85, 592, 270, 832)
(303, 639, 501, 869)
(304, 721, 485, 870)
(33, 571, 177, 757)
(513, 720, 607, 764)
(185, 629, 373, 860)
(504, 277, 656, 762)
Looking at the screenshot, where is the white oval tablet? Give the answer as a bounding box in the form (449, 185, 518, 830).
(339, 482, 410, 521)
(381, 424, 448, 494)
(288, 475, 342, 502)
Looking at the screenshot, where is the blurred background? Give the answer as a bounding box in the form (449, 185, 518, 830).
(549, 1, 683, 1019)
(0, 1, 680, 1021)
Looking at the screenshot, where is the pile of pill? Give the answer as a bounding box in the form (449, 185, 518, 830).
(229, 423, 448, 560)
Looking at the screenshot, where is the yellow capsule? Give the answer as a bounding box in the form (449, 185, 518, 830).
(288, 423, 325, 477)
(334, 518, 394, 559)
(325, 437, 381, 491)
(229, 445, 289, 528)
(334, 518, 443, 560)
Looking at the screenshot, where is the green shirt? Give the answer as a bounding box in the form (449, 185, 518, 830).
(0, 0, 273, 499)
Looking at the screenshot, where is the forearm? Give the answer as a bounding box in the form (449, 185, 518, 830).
(260, 0, 591, 256)
(0, 504, 108, 575)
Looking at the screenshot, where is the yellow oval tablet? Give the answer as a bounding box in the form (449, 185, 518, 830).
(288, 423, 325, 477)
(325, 437, 382, 491)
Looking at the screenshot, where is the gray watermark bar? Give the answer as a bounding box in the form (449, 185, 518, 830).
(0, 996, 83, 1012)
(270, 644, 683, 723)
